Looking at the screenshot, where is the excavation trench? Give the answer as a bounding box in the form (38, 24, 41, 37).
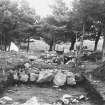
(0, 75, 104, 105)
(81, 77, 105, 105)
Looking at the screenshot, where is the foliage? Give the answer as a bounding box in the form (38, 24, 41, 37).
(0, 0, 38, 51)
(72, 0, 105, 51)
(39, 0, 77, 51)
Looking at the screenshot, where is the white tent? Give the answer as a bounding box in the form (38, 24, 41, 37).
(10, 42, 19, 52)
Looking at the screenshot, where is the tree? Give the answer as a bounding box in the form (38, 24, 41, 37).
(0, 0, 19, 50)
(93, 21, 103, 51)
(44, 0, 77, 51)
(38, 21, 66, 51)
(72, 0, 105, 56)
(0, 0, 38, 51)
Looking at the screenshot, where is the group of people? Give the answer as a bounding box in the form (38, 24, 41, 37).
(52, 43, 75, 65)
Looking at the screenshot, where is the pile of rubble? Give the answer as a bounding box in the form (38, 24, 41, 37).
(0, 51, 28, 70)
(55, 94, 87, 105)
(39, 51, 76, 65)
(0, 94, 87, 105)
(0, 51, 85, 88)
(7, 61, 85, 87)
(0, 51, 84, 88)
(92, 61, 105, 81)
(80, 51, 102, 62)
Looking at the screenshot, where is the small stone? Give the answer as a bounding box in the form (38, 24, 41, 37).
(11, 102, 20, 105)
(24, 63, 31, 68)
(62, 94, 72, 99)
(72, 99, 79, 103)
(7, 89, 15, 93)
(53, 85, 59, 88)
(79, 95, 85, 100)
(56, 100, 64, 105)
(61, 94, 73, 104)
(1, 96, 13, 101)
(58, 88, 62, 91)
(62, 98, 69, 105)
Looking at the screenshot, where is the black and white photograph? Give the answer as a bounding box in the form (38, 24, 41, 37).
(0, 0, 105, 105)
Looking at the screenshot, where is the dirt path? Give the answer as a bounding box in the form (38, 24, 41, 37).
(3, 84, 91, 105)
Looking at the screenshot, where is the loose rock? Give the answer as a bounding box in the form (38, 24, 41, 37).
(19, 71, 29, 82)
(37, 70, 54, 83)
(24, 63, 31, 68)
(29, 72, 38, 82)
(53, 71, 66, 86)
(21, 97, 39, 105)
(0, 96, 13, 104)
(66, 72, 76, 86)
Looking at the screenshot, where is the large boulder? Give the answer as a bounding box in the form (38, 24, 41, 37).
(37, 70, 55, 83)
(19, 71, 29, 82)
(66, 72, 76, 86)
(53, 71, 66, 86)
(13, 72, 19, 81)
(0, 96, 13, 105)
(29, 72, 39, 82)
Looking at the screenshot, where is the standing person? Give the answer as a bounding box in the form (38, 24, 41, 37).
(55, 41, 64, 64)
(55, 41, 64, 55)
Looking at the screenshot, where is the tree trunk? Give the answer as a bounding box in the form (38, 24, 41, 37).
(49, 36, 55, 51)
(1, 33, 3, 51)
(8, 44, 10, 51)
(94, 31, 101, 51)
(52, 42, 56, 51)
(4, 33, 6, 51)
(18, 40, 21, 50)
(80, 24, 85, 53)
(70, 34, 76, 50)
(4, 45, 6, 51)
(70, 39, 76, 50)
(102, 29, 105, 61)
(27, 35, 30, 52)
(49, 43, 53, 51)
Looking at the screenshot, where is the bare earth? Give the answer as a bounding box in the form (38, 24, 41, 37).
(3, 84, 91, 105)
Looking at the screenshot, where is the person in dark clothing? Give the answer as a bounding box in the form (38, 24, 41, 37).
(63, 55, 73, 64)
